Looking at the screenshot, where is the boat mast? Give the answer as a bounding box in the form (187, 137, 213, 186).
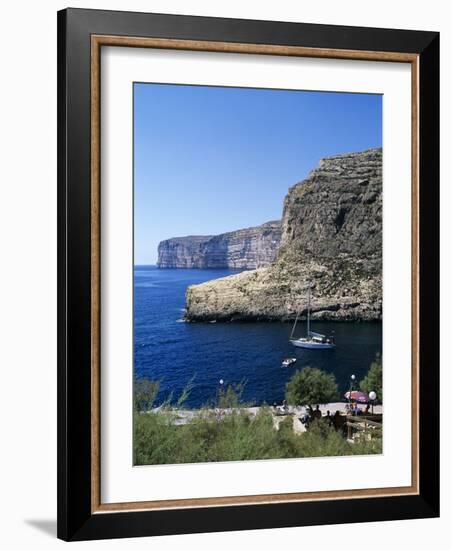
(290, 310, 300, 340)
(307, 284, 311, 336)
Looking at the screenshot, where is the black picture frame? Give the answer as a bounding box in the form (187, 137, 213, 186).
(57, 7, 439, 541)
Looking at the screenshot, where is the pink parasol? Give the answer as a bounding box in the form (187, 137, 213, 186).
(344, 390, 370, 403)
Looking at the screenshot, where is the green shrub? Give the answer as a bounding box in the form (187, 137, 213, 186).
(360, 354, 383, 402)
(285, 367, 338, 408)
(133, 379, 159, 413)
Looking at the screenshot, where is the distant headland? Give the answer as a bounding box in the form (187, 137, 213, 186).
(157, 220, 282, 269)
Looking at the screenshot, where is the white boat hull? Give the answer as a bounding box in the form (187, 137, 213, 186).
(289, 285, 336, 349)
(291, 339, 335, 349)
(282, 358, 297, 367)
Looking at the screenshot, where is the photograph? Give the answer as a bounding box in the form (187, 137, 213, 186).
(133, 83, 384, 466)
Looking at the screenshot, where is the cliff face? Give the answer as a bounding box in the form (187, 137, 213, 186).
(157, 236, 212, 269)
(185, 148, 382, 322)
(157, 221, 282, 269)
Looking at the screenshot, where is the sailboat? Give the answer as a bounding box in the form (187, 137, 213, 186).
(289, 285, 336, 349)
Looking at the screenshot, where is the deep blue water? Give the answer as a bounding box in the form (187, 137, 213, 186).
(134, 266, 382, 408)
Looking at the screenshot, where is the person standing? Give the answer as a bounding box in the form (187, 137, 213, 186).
(313, 404, 322, 421)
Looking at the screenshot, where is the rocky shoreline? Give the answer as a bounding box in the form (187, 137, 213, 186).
(185, 148, 382, 323)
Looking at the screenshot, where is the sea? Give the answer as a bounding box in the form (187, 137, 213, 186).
(134, 266, 382, 408)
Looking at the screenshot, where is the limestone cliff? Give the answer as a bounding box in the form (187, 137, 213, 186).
(185, 148, 382, 322)
(157, 221, 282, 269)
(157, 236, 212, 269)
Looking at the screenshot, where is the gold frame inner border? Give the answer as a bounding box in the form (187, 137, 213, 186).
(90, 35, 420, 514)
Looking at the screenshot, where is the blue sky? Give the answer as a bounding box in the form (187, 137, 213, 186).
(134, 83, 382, 264)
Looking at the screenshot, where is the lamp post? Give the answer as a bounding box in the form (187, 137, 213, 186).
(216, 379, 224, 410)
(369, 391, 377, 414)
(348, 374, 356, 413)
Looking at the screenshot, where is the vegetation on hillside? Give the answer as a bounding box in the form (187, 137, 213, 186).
(134, 408, 381, 465)
(133, 362, 382, 466)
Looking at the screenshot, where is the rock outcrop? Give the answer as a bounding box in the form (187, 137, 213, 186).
(157, 221, 282, 269)
(185, 148, 382, 322)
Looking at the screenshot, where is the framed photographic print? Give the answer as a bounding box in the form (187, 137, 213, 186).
(57, 8, 439, 541)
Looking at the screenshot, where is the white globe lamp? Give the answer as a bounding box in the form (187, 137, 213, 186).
(369, 391, 377, 414)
